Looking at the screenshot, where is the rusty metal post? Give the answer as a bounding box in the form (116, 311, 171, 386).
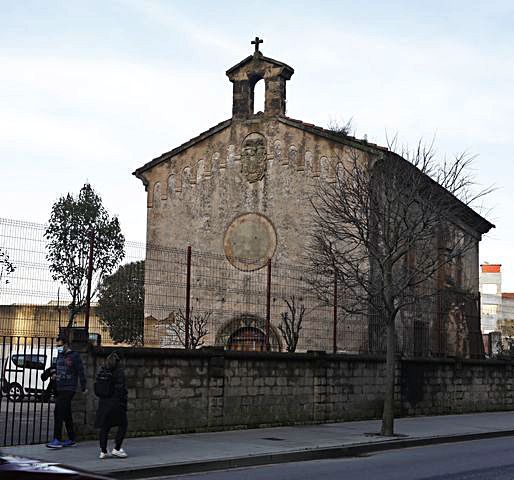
(333, 270, 338, 354)
(185, 245, 192, 349)
(84, 230, 95, 334)
(265, 258, 272, 351)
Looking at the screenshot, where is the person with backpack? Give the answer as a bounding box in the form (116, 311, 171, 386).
(94, 352, 128, 459)
(46, 332, 87, 449)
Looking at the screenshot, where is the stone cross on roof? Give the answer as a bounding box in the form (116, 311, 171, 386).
(251, 36, 263, 54)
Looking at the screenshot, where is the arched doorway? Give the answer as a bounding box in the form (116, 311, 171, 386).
(227, 326, 266, 352)
(215, 314, 282, 352)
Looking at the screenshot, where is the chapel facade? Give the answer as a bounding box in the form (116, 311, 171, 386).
(134, 40, 493, 356)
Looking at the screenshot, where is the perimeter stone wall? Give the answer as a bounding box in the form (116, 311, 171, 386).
(75, 347, 514, 439)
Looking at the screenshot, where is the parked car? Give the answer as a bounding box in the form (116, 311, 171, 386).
(0, 453, 111, 479)
(1, 347, 57, 402)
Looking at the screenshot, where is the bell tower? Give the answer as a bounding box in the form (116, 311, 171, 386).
(226, 37, 294, 119)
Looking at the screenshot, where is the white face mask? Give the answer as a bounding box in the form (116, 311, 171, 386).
(57, 346, 64, 354)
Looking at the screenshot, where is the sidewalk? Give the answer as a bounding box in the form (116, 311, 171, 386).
(3, 411, 514, 479)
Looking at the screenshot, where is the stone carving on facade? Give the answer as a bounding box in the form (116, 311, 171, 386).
(327, 157, 337, 183)
(167, 174, 176, 195)
(190, 164, 197, 185)
(152, 182, 161, 207)
(182, 166, 193, 190)
(196, 158, 205, 182)
(289, 145, 298, 168)
(273, 140, 282, 164)
(320, 156, 330, 179)
(240, 133, 267, 183)
(204, 155, 212, 178)
(211, 152, 220, 172)
(227, 144, 235, 166)
(312, 154, 320, 177)
(304, 151, 313, 173)
(335, 162, 344, 180)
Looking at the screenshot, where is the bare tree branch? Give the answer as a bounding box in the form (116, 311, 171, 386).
(160, 308, 210, 349)
(278, 296, 306, 352)
(308, 140, 492, 436)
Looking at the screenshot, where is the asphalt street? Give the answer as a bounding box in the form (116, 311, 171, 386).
(154, 436, 514, 480)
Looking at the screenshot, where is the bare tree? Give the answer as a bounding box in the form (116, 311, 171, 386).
(309, 139, 493, 436)
(161, 308, 210, 349)
(278, 296, 306, 352)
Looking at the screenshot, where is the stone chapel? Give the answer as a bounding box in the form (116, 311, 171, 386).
(134, 39, 493, 354)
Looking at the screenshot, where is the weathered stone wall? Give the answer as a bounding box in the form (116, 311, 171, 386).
(140, 117, 373, 350)
(400, 358, 513, 415)
(76, 347, 514, 439)
(142, 119, 365, 265)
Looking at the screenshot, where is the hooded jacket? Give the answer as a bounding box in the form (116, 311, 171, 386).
(55, 349, 86, 392)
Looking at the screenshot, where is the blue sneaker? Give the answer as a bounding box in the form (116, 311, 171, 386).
(62, 440, 77, 447)
(47, 438, 63, 449)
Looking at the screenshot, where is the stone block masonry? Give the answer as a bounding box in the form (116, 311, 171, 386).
(400, 358, 514, 416)
(76, 347, 514, 439)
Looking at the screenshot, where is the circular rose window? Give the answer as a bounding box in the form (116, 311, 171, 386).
(223, 213, 277, 271)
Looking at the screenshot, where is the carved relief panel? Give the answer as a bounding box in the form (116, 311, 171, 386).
(240, 132, 267, 183)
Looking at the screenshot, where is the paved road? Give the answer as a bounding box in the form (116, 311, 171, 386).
(0, 398, 53, 446)
(155, 436, 514, 480)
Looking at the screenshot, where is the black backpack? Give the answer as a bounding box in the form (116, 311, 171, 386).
(94, 367, 114, 398)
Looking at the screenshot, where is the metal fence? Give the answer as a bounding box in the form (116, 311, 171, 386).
(0, 336, 55, 446)
(138, 243, 484, 358)
(0, 217, 483, 357)
(0, 217, 145, 344)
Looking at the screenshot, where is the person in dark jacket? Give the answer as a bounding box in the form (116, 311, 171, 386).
(40, 365, 57, 402)
(46, 332, 87, 449)
(95, 352, 128, 459)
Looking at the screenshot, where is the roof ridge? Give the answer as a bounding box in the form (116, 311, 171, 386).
(279, 116, 387, 152)
(226, 54, 294, 76)
(133, 118, 232, 177)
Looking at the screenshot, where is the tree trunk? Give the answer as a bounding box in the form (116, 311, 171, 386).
(66, 306, 80, 329)
(381, 319, 396, 436)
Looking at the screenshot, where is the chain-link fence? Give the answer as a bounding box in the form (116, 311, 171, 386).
(0, 217, 483, 357)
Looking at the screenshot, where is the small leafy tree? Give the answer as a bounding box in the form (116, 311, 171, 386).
(45, 183, 125, 328)
(97, 260, 144, 346)
(161, 308, 210, 349)
(278, 296, 306, 352)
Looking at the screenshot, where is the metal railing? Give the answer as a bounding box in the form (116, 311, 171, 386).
(0, 336, 55, 446)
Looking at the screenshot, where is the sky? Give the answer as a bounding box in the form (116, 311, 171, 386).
(1, 1, 513, 288)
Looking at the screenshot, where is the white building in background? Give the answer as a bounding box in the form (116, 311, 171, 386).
(479, 263, 514, 335)
(480, 263, 502, 333)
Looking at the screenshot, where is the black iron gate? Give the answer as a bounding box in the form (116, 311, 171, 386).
(0, 336, 55, 446)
